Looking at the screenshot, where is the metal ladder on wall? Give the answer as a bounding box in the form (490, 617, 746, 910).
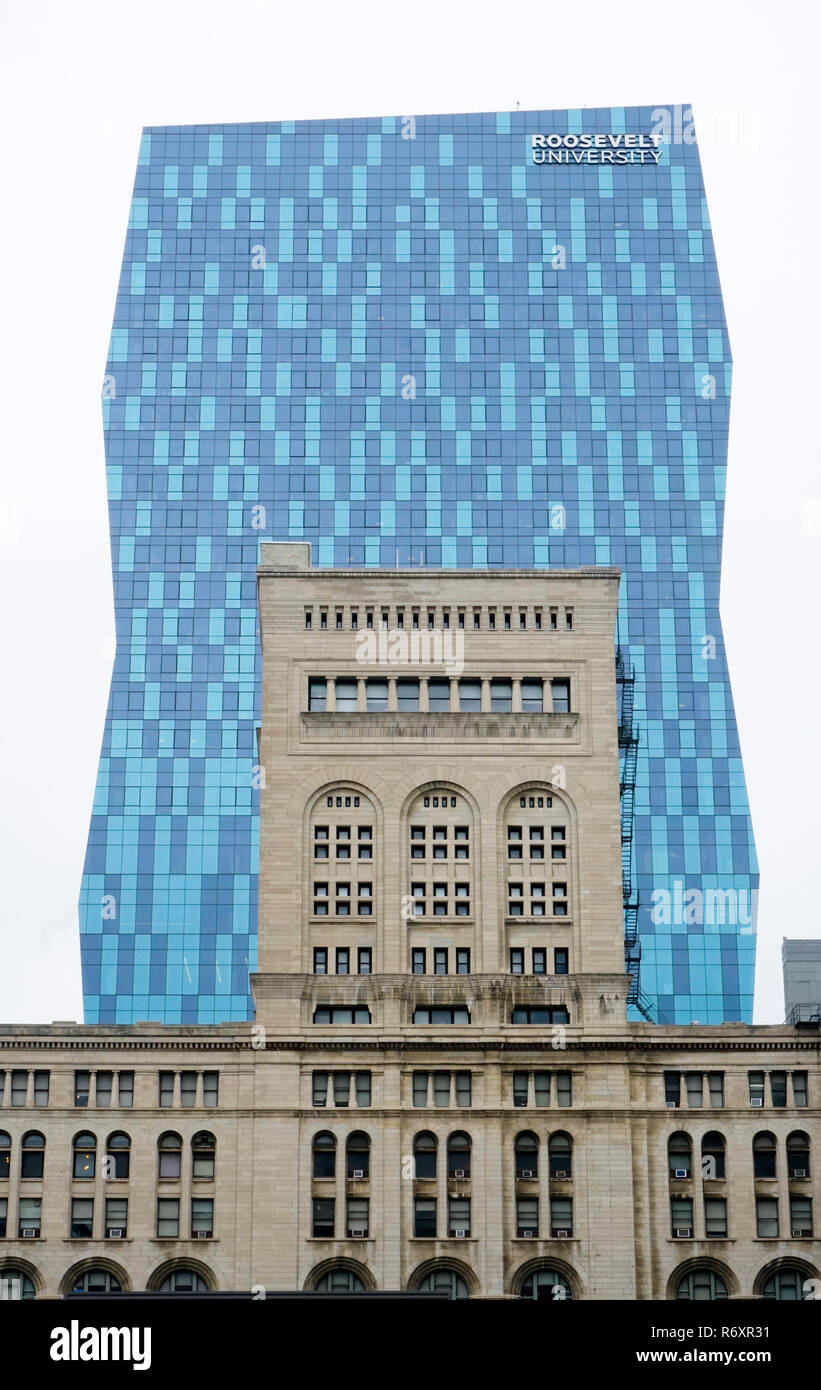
(616, 647, 659, 1023)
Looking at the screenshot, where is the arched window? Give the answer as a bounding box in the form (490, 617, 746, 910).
(157, 1133, 182, 1180)
(515, 1132, 539, 1179)
(310, 787, 376, 920)
(504, 786, 569, 921)
(159, 1269, 208, 1293)
(71, 1269, 122, 1294)
(762, 1266, 811, 1300)
(315, 1268, 365, 1293)
(520, 1267, 573, 1301)
(312, 1132, 336, 1179)
(20, 1133, 45, 1180)
(346, 1132, 370, 1179)
(406, 787, 474, 923)
(447, 1132, 471, 1178)
(73, 1133, 96, 1180)
(676, 1268, 728, 1300)
(701, 1132, 726, 1180)
(192, 1132, 216, 1180)
(668, 1132, 692, 1179)
(418, 1267, 469, 1299)
(0, 1133, 9, 1179)
(753, 1132, 777, 1179)
(105, 1133, 130, 1180)
(0, 1269, 35, 1300)
(414, 1132, 437, 1180)
(787, 1132, 811, 1179)
(549, 1132, 572, 1179)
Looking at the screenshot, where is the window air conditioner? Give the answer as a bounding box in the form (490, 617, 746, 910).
(554, 1228, 570, 1238)
(553, 1170, 568, 1179)
(514, 1097, 527, 1107)
(195, 1230, 211, 1239)
(521, 1229, 536, 1238)
(665, 1101, 677, 1109)
(674, 1228, 692, 1238)
(21, 1228, 37, 1238)
(107, 1228, 124, 1239)
(792, 1227, 810, 1238)
(750, 1098, 764, 1107)
(453, 1229, 467, 1238)
(348, 1228, 366, 1238)
(351, 1169, 365, 1179)
(452, 1169, 466, 1179)
(791, 1169, 808, 1178)
(520, 1169, 535, 1179)
(674, 1169, 689, 1179)
(75, 1096, 89, 1108)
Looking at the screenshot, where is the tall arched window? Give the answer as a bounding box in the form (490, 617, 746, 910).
(753, 1132, 777, 1179)
(762, 1267, 811, 1300)
(157, 1133, 182, 1180)
(0, 1133, 9, 1179)
(515, 1132, 539, 1179)
(72, 1269, 122, 1294)
(414, 1132, 437, 1180)
(406, 787, 474, 923)
(105, 1133, 130, 1180)
(787, 1132, 811, 1179)
(520, 1267, 572, 1300)
(701, 1132, 726, 1180)
(418, 1267, 469, 1299)
(312, 1132, 336, 1179)
(668, 1132, 692, 1179)
(504, 786, 570, 921)
(346, 1132, 370, 1179)
(549, 1133, 573, 1179)
(310, 787, 376, 920)
(73, 1133, 96, 1180)
(675, 1268, 728, 1300)
(160, 1269, 208, 1293)
(447, 1132, 471, 1178)
(0, 1269, 35, 1300)
(192, 1132, 216, 1180)
(20, 1133, 45, 1180)
(315, 1268, 365, 1293)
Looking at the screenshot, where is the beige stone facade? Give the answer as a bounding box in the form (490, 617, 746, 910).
(0, 544, 818, 1301)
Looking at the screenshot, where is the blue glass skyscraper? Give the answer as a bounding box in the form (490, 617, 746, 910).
(80, 104, 757, 1024)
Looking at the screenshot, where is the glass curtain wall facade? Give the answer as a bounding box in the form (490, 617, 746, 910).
(80, 105, 757, 1023)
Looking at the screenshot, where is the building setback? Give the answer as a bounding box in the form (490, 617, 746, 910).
(2, 550, 814, 1300)
(80, 104, 757, 1025)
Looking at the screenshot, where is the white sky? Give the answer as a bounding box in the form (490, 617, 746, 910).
(0, 0, 819, 1024)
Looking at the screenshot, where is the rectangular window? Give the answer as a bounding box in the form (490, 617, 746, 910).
(366, 678, 388, 711)
(454, 827, 470, 860)
(355, 1072, 371, 1107)
(790, 1195, 813, 1237)
(454, 883, 470, 915)
(202, 1072, 219, 1107)
(529, 826, 544, 860)
(313, 881, 329, 914)
(551, 830, 567, 862)
(521, 679, 543, 713)
(556, 1072, 572, 1107)
(554, 948, 569, 975)
(71, 1198, 94, 1240)
(671, 1197, 693, 1237)
(118, 1072, 134, 1108)
(535, 1072, 552, 1107)
(434, 948, 448, 975)
(448, 1197, 471, 1237)
(312, 1072, 328, 1107)
(347, 1197, 369, 1238)
(705, 1198, 727, 1239)
(358, 948, 372, 975)
(427, 678, 450, 712)
(550, 1197, 572, 1237)
(508, 883, 523, 915)
(414, 1198, 436, 1238)
(334, 679, 358, 712)
(333, 1073, 351, 1107)
(308, 678, 326, 711)
(490, 679, 512, 713)
(664, 1072, 681, 1107)
(105, 1198, 128, 1238)
(756, 1197, 779, 1239)
(312, 1198, 335, 1239)
(510, 948, 525, 975)
(455, 949, 471, 975)
(335, 948, 350, 975)
(18, 1197, 41, 1237)
(159, 1072, 175, 1107)
(413, 1072, 428, 1107)
(748, 1071, 765, 1106)
(157, 1198, 180, 1239)
(412, 948, 426, 975)
(313, 947, 328, 974)
(10, 1072, 27, 1107)
(513, 1072, 529, 1107)
(95, 1072, 112, 1108)
(0, 1198, 6, 1237)
(32, 1072, 49, 1107)
(357, 827, 372, 861)
(793, 1071, 809, 1107)
(455, 1072, 472, 1107)
(708, 1073, 724, 1108)
(191, 1199, 214, 1238)
(551, 679, 570, 714)
(517, 1196, 538, 1237)
(433, 1072, 451, 1107)
(685, 1073, 703, 1108)
(770, 1071, 787, 1107)
(397, 678, 419, 711)
(180, 1072, 197, 1107)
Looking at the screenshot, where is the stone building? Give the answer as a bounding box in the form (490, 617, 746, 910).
(0, 544, 818, 1300)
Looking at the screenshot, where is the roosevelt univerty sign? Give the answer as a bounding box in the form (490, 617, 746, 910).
(532, 133, 663, 165)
